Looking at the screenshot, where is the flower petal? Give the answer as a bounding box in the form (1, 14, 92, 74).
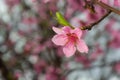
(52, 34, 68, 46)
(76, 39, 88, 53)
(114, 0, 120, 7)
(72, 28, 82, 39)
(52, 27, 63, 34)
(63, 41, 76, 57)
(62, 26, 71, 34)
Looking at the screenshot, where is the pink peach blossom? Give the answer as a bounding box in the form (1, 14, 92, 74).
(114, 0, 120, 7)
(52, 26, 88, 57)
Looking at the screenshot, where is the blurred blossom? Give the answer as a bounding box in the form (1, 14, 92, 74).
(113, 63, 120, 74)
(90, 44, 104, 60)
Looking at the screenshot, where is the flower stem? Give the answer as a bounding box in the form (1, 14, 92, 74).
(81, 11, 111, 30)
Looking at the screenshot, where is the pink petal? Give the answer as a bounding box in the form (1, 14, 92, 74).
(44, 0, 50, 3)
(76, 39, 88, 53)
(72, 28, 82, 39)
(52, 34, 68, 46)
(52, 27, 63, 34)
(62, 26, 71, 34)
(114, 0, 120, 7)
(63, 41, 76, 57)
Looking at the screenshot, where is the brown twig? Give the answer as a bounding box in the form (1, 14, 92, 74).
(81, 11, 111, 30)
(95, 0, 120, 15)
(81, 0, 120, 30)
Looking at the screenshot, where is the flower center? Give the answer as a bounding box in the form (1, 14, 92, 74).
(67, 33, 78, 42)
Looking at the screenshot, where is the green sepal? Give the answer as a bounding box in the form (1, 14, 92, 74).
(56, 12, 73, 28)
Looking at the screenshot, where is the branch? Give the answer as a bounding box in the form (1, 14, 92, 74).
(81, 11, 111, 30)
(95, 0, 120, 15)
(81, 0, 120, 30)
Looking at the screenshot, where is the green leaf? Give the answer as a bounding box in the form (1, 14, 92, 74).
(56, 12, 73, 28)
